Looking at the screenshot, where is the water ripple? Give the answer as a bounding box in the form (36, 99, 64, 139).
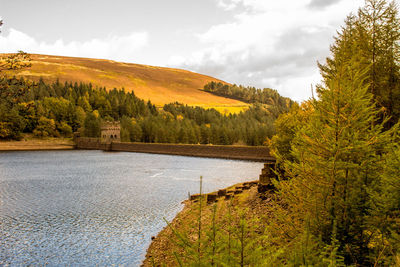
(0, 150, 263, 266)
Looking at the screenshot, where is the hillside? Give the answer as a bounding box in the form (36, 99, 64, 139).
(0, 54, 248, 109)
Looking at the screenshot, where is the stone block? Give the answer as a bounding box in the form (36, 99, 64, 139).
(190, 194, 201, 201)
(257, 183, 269, 193)
(259, 175, 271, 185)
(207, 193, 218, 204)
(218, 189, 226, 196)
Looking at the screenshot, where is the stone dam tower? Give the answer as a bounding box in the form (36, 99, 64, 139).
(101, 122, 121, 144)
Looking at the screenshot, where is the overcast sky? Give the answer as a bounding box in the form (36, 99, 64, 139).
(0, 0, 377, 101)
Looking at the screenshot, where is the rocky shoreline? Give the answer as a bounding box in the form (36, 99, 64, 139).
(142, 179, 274, 266)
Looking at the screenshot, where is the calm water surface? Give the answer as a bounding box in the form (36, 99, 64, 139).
(0, 150, 263, 266)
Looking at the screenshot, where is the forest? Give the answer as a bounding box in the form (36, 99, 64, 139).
(1, 0, 400, 265)
(0, 76, 290, 146)
(155, 0, 400, 266)
(203, 81, 293, 112)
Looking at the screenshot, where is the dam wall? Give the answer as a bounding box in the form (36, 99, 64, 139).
(75, 137, 274, 162)
(75, 137, 110, 151)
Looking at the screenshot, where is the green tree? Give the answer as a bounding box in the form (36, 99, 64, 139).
(83, 111, 101, 137)
(0, 21, 32, 140)
(33, 116, 57, 137)
(370, 139, 400, 265)
(17, 101, 36, 132)
(120, 128, 130, 142)
(200, 125, 211, 144)
(41, 97, 71, 122)
(0, 51, 31, 72)
(77, 94, 92, 112)
(268, 101, 313, 165)
(120, 115, 134, 142)
(277, 60, 392, 264)
(120, 115, 143, 142)
(74, 106, 86, 131)
(319, 0, 400, 128)
(0, 105, 25, 140)
(178, 127, 189, 144)
(57, 121, 72, 137)
(131, 122, 143, 142)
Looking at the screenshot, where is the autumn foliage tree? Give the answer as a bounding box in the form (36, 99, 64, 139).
(276, 60, 395, 264)
(267, 1, 400, 264)
(319, 0, 400, 128)
(268, 101, 313, 165)
(0, 20, 33, 139)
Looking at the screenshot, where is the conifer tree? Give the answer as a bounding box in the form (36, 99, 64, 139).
(319, 0, 400, 127)
(370, 137, 400, 264)
(268, 101, 313, 165)
(278, 59, 391, 264)
(83, 111, 101, 138)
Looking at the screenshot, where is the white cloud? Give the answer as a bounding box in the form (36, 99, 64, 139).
(0, 28, 148, 62)
(308, 0, 343, 9)
(216, 0, 243, 10)
(169, 0, 365, 101)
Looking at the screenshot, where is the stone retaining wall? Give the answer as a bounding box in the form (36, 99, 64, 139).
(75, 137, 109, 150)
(111, 142, 273, 161)
(75, 138, 274, 161)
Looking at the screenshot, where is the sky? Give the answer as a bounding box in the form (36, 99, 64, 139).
(0, 0, 376, 101)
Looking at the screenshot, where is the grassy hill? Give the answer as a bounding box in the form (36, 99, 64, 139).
(1, 54, 248, 111)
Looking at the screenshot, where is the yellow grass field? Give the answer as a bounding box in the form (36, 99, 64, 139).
(1, 54, 249, 112)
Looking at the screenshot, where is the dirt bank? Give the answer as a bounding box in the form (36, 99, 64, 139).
(142, 181, 275, 266)
(0, 138, 74, 151)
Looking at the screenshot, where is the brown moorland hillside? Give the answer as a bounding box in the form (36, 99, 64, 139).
(1, 54, 248, 109)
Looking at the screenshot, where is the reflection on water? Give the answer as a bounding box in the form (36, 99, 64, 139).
(0, 150, 263, 266)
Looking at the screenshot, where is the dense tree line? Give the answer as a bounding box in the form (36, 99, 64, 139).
(203, 81, 293, 116)
(0, 77, 281, 145)
(319, 0, 400, 128)
(267, 0, 400, 265)
(168, 0, 400, 265)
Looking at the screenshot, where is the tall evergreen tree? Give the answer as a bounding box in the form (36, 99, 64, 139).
(277, 59, 392, 264)
(83, 111, 101, 138)
(319, 0, 400, 128)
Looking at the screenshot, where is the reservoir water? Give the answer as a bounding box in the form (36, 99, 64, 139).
(0, 150, 263, 266)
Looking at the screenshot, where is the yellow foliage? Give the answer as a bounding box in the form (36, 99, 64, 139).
(92, 110, 100, 118)
(268, 100, 314, 163)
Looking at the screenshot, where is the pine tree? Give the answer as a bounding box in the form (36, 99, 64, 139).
(268, 101, 313, 165)
(319, 0, 400, 128)
(370, 133, 400, 264)
(83, 111, 101, 138)
(278, 59, 391, 264)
